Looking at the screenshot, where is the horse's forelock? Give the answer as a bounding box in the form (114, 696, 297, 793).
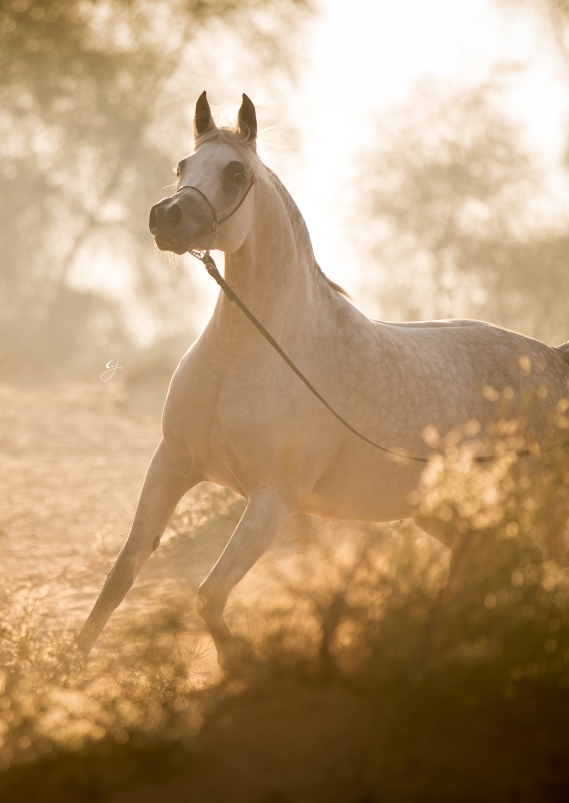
(194, 128, 256, 160)
(193, 127, 274, 187)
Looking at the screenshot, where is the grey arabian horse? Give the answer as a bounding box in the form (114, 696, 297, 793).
(78, 93, 569, 668)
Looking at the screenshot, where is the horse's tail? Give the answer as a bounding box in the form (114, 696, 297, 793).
(556, 340, 569, 365)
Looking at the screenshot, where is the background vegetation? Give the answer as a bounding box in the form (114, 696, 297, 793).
(354, 0, 569, 346)
(0, 0, 312, 372)
(0, 466, 568, 802)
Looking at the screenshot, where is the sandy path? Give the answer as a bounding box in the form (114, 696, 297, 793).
(0, 358, 312, 676)
(0, 360, 164, 616)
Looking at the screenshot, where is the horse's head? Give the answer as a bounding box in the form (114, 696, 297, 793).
(149, 92, 258, 255)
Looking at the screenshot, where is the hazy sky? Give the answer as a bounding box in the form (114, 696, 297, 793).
(190, 0, 569, 322)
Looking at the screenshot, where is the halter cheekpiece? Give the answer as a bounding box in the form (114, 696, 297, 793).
(178, 174, 255, 292)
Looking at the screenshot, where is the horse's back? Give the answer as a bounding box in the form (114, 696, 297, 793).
(368, 315, 569, 430)
(376, 317, 566, 370)
(375, 317, 484, 330)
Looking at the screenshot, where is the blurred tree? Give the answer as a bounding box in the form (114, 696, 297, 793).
(496, 1, 569, 169)
(355, 78, 569, 344)
(498, 0, 569, 58)
(0, 0, 312, 372)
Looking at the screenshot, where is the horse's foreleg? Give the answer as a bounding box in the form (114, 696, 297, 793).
(198, 488, 293, 669)
(77, 439, 195, 656)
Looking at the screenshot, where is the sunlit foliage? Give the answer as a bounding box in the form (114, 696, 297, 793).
(499, 0, 569, 61)
(0, 455, 568, 800)
(356, 77, 569, 344)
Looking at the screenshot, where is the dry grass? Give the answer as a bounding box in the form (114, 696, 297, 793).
(0, 506, 568, 801)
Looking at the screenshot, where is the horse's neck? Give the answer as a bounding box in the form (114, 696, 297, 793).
(216, 177, 319, 337)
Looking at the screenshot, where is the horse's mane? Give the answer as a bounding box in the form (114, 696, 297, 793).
(194, 127, 349, 298)
(266, 169, 350, 298)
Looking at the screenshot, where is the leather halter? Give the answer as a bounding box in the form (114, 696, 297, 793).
(177, 174, 257, 227)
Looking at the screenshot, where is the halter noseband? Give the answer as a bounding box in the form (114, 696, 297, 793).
(177, 174, 257, 258)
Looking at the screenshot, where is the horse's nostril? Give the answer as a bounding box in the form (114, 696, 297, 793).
(149, 205, 158, 235)
(166, 203, 183, 231)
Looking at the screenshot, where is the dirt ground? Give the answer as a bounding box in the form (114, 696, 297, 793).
(0, 353, 330, 681)
(0, 356, 213, 674)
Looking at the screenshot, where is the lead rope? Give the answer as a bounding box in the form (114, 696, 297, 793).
(192, 241, 433, 462)
(188, 213, 569, 465)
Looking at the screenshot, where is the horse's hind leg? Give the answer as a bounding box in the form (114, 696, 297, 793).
(414, 514, 465, 590)
(413, 514, 454, 549)
(198, 488, 293, 669)
(77, 439, 196, 656)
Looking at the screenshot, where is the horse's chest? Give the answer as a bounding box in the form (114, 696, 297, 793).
(166, 355, 300, 485)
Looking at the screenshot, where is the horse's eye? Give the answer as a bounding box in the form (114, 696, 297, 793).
(233, 172, 245, 184)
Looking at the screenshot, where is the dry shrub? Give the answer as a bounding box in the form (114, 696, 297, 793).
(193, 413, 569, 801)
(178, 511, 569, 802)
(1, 440, 569, 800)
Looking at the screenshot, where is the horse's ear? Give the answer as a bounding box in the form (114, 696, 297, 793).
(237, 93, 257, 141)
(194, 91, 217, 138)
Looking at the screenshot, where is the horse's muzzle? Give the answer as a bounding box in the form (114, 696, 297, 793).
(149, 192, 211, 255)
